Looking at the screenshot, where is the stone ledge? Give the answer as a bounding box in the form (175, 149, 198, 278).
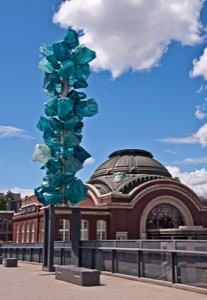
(3, 258, 18, 267)
(55, 265, 100, 286)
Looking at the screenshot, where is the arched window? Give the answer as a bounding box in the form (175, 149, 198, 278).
(147, 204, 185, 229)
(16, 224, 19, 243)
(21, 224, 25, 243)
(58, 219, 70, 241)
(31, 222, 35, 242)
(96, 220, 107, 240)
(26, 223, 30, 242)
(81, 220, 89, 240)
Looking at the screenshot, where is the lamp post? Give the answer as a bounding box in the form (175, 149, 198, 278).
(33, 28, 98, 271)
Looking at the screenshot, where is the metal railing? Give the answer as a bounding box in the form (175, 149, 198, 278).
(0, 240, 207, 289)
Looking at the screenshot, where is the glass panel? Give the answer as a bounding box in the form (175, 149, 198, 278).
(147, 204, 184, 229)
(117, 251, 138, 276)
(142, 251, 172, 282)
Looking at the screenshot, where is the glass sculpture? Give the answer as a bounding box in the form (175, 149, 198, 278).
(33, 29, 98, 206)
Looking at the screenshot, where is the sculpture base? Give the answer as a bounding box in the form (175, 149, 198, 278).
(55, 265, 100, 286)
(3, 258, 18, 267)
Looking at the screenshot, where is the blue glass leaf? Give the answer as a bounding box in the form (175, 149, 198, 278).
(50, 117, 63, 132)
(53, 41, 70, 61)
(57, 97, 74, 120)
(34, 187, 47, 206)
(75, 98, 98, 117)
(75, 64, 90, 81)
(37, 116, 51, 131)
(64, 115, 81, 130)
(45, 158, 63, 172)
(64, 131, 80, 148)
(39, 58, 55, 73)
(64, 29, 79, 49)
(59, 59, 74, 79)
(74, 80, 88, 89)
(45, 97, 58, 116)
(65, 156, 83, 174)
(74, 146, 91, 163)
(65, 178, 88, 205)
(68, 90, 86, 100)
(71, 47, 96, 64)
(43, 191, 63, 205)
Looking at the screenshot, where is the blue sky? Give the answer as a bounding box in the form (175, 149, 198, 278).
(1, 0, 207, 198)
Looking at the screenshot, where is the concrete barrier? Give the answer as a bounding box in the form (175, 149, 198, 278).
(3, 258, 18, 267)
(55, 265, 100, 286)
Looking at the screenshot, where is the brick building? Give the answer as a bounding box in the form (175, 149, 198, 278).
(0, 211, 14, 242)
(12, 149, 207, 242)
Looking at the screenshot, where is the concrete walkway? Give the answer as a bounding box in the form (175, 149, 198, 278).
(0, 262, 207, 300)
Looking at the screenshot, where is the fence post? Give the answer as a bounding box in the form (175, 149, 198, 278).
(112, 249, 117, 273)
(137, 250, 143, 277)
(171, 251, 177, 283)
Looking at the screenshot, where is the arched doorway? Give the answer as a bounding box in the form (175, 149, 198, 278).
(139, 196, 194, 239)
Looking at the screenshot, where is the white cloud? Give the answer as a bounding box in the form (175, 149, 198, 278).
(167, 165, 207, 197)
(158, 136, 198, 144)
(195, 105, 207, 120)
(190, 47, 207, 80)
(159, 122, 207, 146)
(0, 126, 34, 140)
(84, 157, 95, 165)
(53, 0, 204, 78)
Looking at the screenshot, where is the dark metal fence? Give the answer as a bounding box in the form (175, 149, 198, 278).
(1, 240, 207, 289)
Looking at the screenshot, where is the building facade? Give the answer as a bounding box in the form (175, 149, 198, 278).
(12, 149, 207, 242)
(0, 211, 14, 242)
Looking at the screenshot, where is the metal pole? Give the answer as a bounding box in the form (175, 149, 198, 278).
(71, 207, 81, 266)
(42, 207, 49, 269)
(47, 204, 55, 272)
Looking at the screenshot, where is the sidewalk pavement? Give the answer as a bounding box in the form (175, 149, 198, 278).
(0, 262, 207, 300)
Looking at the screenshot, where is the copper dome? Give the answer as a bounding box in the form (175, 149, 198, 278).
(87, 149, 172, 194)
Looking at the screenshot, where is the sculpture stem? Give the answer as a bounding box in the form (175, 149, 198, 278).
(61, 79, 69, 97)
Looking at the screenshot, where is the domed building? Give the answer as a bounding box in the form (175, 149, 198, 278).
(12, 149, 207, 242)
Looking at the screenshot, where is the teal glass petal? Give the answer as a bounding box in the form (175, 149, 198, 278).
(57, 97, 74, 120)
(59, 59, 74, 79)
(75, 98, 98, 117)
(74, 80, 88, 89)
(68, 74, 77, 86)
(65, 156, 83, 174)
(40, 44, 54, 57)
(75, 64, 90, 81)
(74, 146, 91, 163)
(39, 58, 55, 73)
(44, 97, 58, 116)
(43, 72, 60, 96)
(32, 144, 52, 164)
(50, 117, 63, 132)
(71, 47, 96, 64)
(64, 131, 80, 148)
(65, 179, 87, 205)
(45, 158, 63, 172)
(64, 29, 79, 49)
(34, 187, 47, 206)
(53, 41, 70, 61)
(43, 191, 63, 205)
(68, 90, 86, 100)
(47, 172, 64, 189)
(63, 174, 74, 185)
(37, 116, 51, 131)
(64, 115, 81, 130)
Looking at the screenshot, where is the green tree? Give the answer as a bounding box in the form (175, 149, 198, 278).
(0, 196, 7, 210)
